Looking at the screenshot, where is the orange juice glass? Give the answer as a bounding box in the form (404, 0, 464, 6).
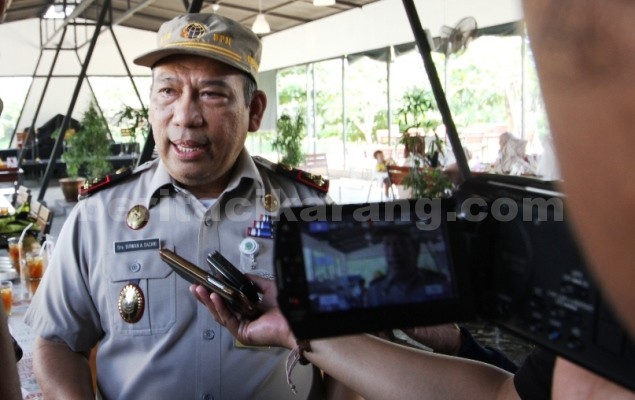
(7, 237, 20, 274)
(1, 281, 12, 316)
(26, 253, 44, 297)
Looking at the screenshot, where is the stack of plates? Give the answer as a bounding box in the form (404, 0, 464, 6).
(0, 256, 18, 281)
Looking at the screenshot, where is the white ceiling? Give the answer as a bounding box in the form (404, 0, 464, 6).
(2, 0, 382, 36)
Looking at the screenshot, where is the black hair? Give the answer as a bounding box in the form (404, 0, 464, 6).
(242, 73, 258, 107)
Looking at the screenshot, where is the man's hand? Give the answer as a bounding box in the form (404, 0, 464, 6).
(190, 275, 296, 350)
(402, 323, 462, 355)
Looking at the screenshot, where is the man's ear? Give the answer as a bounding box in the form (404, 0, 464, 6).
(248, 90, 267, 132)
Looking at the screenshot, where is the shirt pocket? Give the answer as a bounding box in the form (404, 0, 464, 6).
(107, 250, 176, 335)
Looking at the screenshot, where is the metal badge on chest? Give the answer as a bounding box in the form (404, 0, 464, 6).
(117, 204, 153, 323)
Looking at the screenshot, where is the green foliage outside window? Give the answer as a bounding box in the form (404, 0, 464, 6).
(397, 88, 440, 133)
(272, 112, 306, 167)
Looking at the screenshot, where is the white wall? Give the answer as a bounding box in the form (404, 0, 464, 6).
(259, 0, 523, 71)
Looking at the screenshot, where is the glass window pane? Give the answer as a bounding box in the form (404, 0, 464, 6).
(0, 77, 32, 149)
(312, 58, 343, 170)
(89, 77, 151, 148)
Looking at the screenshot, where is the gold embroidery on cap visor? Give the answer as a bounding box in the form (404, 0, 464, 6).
(163, 41, 245, 64)
(181, 22, 207, 39)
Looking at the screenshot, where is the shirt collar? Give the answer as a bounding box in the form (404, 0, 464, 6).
(145, 148, 264, 208)
(223, 148, 264, 194)
(145, 159, 176, 208)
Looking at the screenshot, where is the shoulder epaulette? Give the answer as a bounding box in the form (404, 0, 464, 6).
(78, 167, 136, 199)
(253, 156, 329, 194)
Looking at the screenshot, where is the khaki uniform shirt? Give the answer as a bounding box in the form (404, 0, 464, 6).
(25, 149, 330, 400)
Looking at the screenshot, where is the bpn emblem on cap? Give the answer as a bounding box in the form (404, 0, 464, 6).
(181, 22, 207, 39)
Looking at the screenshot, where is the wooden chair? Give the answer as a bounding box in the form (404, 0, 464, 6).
(3, 185, 54, 246)
(35, 204, 54, 239)
(13, 185, 31, 208)
(387, 165, 410, 186)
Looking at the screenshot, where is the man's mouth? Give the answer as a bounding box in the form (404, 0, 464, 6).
(175, 144, 202, 153)
(171, 140, 207, 158)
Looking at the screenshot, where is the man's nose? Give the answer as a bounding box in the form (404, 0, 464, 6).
(172, 96, 204, 127)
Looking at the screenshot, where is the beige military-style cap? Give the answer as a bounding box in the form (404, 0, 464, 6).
(134, 13, 261, 81)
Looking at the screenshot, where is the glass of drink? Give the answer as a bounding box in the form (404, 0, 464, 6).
(1, 281, 12, 316)
(22, 251, 46, 300)
(7, 237, 20, 274)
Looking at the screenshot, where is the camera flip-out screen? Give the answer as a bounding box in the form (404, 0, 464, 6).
(275, 199, 474, 339)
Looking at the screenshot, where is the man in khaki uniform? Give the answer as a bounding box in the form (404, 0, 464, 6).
(25, 13, 330, 399)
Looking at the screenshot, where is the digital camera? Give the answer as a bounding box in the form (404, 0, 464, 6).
(274, 173, 635, 391)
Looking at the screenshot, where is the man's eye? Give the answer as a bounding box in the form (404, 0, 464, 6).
(202, 90, 225, 98)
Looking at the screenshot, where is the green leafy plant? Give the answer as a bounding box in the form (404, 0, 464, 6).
(401, 160, 453, 198)
(272, 112, 305, 167)
(397, 88, 439, 133)
(62, 100, 111, 180)
(397, 88, 452, 198)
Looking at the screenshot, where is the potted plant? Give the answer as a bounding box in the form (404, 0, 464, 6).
(272, 112, 305, 167)
(60, 100, 112, 201)
(397, 88, 453, 198)
(115, 104, 149, 155)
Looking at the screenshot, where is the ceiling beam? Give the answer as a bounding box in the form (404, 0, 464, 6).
(42, 0, 97, 47)
(113, 0, 156, 25)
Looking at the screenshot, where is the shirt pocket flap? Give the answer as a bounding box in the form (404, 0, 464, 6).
(109, 252, 172, 282)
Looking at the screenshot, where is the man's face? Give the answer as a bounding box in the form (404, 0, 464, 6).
(149, 55, 262, 196)
(383, 234, 418, 275)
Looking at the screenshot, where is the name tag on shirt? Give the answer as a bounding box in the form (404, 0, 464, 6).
(114, 238, 161, 253)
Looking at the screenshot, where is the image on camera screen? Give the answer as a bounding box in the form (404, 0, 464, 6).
(301, 218, 456, 313)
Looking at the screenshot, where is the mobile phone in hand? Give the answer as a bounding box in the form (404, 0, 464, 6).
(159, 248, 260, 318)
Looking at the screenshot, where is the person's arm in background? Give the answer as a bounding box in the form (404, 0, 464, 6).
(304, 335, 517, 400)
(33, 337, 94, 400)
(191, 279, 517, 400)
(0, 307, 21, 400)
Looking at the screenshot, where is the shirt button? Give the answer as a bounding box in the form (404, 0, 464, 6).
(129, 262, 141, 273)
(204, 218, 213, 227)
(202, 329, 215, 340)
